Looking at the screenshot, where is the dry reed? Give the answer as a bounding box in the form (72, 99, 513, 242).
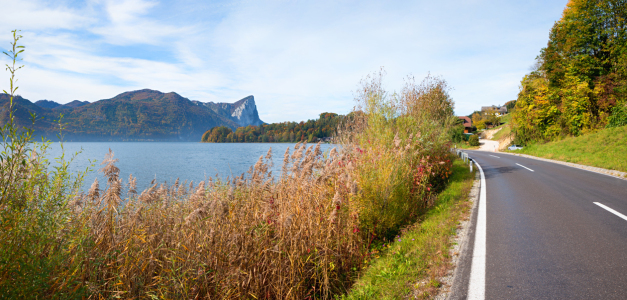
(72, 144, 363, 299)
(1, 70, 457, 299)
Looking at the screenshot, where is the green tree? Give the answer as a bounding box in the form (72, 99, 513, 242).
(512, 0, 627, 144)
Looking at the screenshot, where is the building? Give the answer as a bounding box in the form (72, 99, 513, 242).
(457, 116, 472, 133)
(481, 105, 508, 116)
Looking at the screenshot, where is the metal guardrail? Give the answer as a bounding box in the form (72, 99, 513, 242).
(452, 147, 473, 172)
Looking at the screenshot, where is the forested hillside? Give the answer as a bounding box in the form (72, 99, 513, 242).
(513, 0, 627, 144)
(0, 89, 240, 141)
(201, 112, 342, 143)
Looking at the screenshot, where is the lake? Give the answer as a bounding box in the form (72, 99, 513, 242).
(43, 142, 336, 193)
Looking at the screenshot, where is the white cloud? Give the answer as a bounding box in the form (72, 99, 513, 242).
(0, 0, 92, 33)
(1, 0, 570, 123)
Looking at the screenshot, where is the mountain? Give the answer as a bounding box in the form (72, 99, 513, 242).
(34, 99, 91, 109)
(0, 89, 263, 141)
(60, 100, 90, 109)
(195, 95, 264, 127)
(34, 100, 62, 109)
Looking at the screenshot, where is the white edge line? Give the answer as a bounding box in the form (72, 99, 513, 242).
(516, 163, 535, 172)
(489, 155, 500, 158)
(468, 159, 486, 300)
(594, 202, 627, 222)
(495, 151, 626, 180)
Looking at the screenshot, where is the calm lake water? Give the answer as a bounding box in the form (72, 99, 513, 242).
(43, 142, 336, 192)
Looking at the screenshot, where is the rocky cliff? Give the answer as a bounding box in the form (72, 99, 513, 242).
(200, 95, 264, 127)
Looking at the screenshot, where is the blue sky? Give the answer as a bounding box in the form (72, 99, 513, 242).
(1, 0, 568, 123)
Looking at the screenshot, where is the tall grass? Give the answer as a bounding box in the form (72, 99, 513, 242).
(0, 31, 457, 299)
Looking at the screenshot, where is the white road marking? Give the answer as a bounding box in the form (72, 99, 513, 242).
(594, 202, 627, 222)
(468, 159, 486, 299)
(516, 163, 534, 172)
(489, 155, 500, 158)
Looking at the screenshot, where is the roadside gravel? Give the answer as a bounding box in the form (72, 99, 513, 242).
(434, 169, 481, 300)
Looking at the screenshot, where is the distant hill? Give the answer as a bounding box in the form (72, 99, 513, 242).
(0, 89, 264, 141)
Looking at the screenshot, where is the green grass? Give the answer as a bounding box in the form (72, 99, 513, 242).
(513, 125, 627, 173)
(491, 114, 512, 141)
(454, 142, 479, 150)
(491, 124, 511, 141)
(341, 159, 476, 299)
(500, 113, 511, 124)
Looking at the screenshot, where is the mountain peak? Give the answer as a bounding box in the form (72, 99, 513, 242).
(35, 100, 61, 109)
(204, 95, 263, 127)
(34, 99, 89, 109)
(62, 100, 90, 108)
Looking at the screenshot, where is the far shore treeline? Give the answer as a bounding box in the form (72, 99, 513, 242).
(201, 112, 343, 143)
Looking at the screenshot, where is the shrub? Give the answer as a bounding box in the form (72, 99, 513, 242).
(450, 124, 465, 143)
(468, 134, 480, 146)
(336, 70, 456, 239)
(606, 103, 627, 128)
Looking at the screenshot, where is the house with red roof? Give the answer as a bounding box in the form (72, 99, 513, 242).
(458, 116, 472, 133)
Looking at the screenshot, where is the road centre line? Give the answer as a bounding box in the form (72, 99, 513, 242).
(489, 155, 500, 158)
(516, 163, 535, 172)
(468, 159, 486, 299)
(594, 202, 627, 222)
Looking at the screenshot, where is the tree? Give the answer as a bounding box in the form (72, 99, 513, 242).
(512, 0, 627, 144)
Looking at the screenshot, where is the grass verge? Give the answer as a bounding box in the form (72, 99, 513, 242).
(512, 125, 627, 173)
(454, 143, 479, 150)
(491, 123, 511, 141)
(342, 159, 476, 299)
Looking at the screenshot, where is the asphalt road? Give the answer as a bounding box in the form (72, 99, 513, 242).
(459, 151, 627, 299)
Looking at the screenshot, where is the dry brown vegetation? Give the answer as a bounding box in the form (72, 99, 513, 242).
(71, 144, 363, 299)
(2, 67, 458, 299)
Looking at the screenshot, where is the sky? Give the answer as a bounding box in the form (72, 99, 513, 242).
(0, 0, 569, 123)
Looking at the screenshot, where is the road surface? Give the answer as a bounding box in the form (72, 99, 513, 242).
(455, 150, 627, 299)
(478, 139, 499, 152)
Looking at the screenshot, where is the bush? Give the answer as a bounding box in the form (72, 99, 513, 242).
(468, 134, 480, 146)
(606, 103, 627, 128)
(450, 124, 465, 143)
(337, 70, 456, 239)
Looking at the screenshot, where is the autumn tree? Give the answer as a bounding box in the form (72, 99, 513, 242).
(513, 0, 627, 144)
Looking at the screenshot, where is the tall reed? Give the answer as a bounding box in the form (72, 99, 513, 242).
(59, 70, 457, 299)
(1, 31, 456, 298)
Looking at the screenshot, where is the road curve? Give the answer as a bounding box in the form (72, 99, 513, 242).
(457, 150, 627, 299)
